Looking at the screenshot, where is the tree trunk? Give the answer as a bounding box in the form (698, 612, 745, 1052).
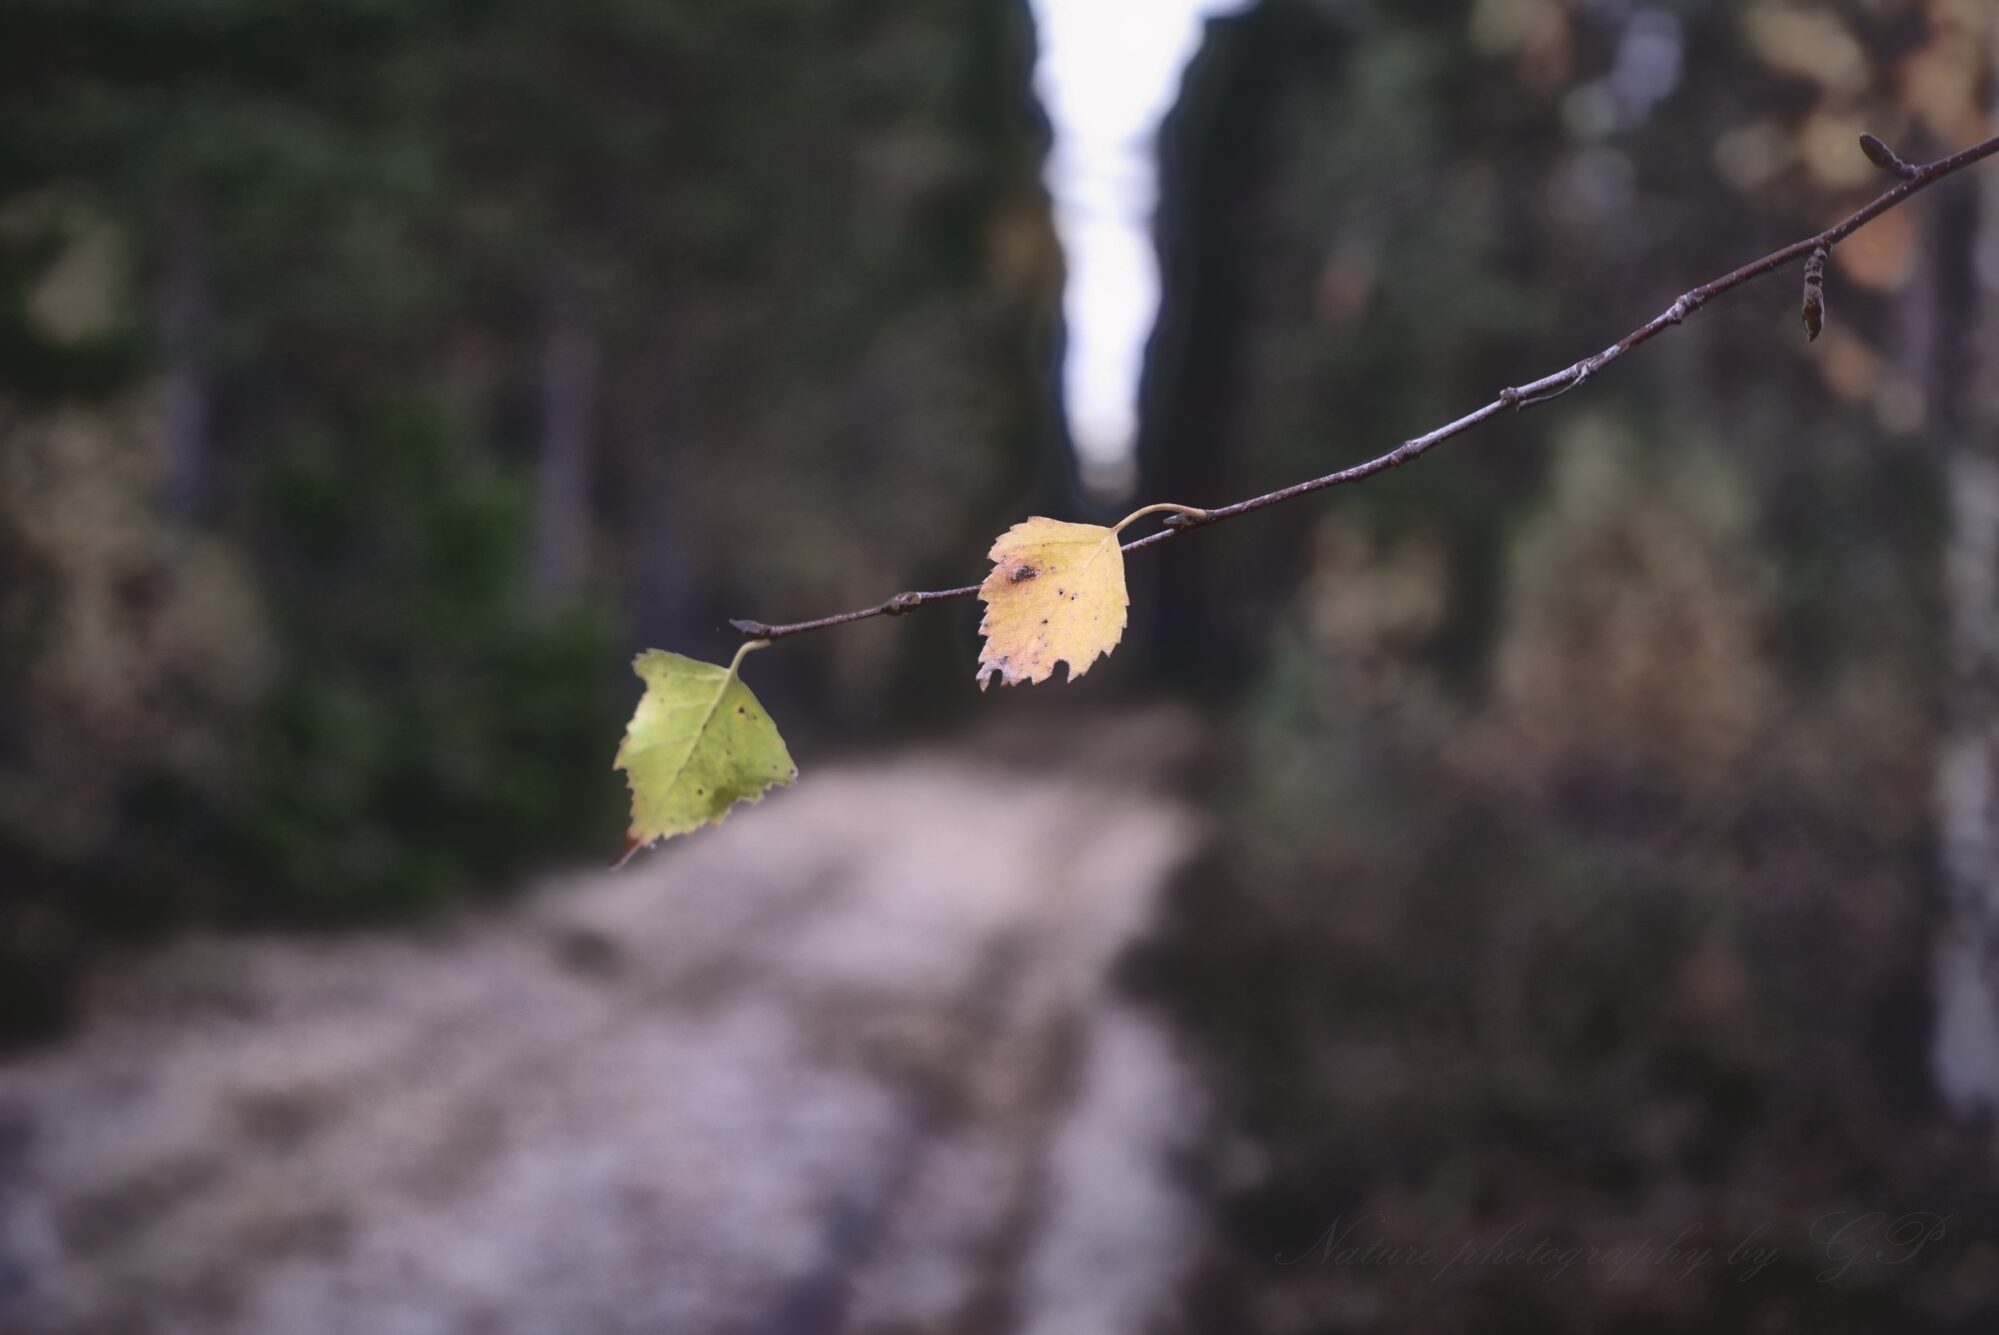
(531, 259, 599, 601)
(623, 328, 700, 649)
(1935, 450, 1999, 1119)
(1932, 87, 1999, 1122)
(156, 191, 210, 518)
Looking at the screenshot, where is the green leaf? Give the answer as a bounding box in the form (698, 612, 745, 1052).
(614, 644, 796, 860)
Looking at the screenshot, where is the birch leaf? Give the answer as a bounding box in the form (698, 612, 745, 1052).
(615, 648, 796, 860)
(976, 517, 1128, 689)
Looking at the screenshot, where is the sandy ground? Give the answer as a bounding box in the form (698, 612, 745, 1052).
(0, 748, 1206, 1335)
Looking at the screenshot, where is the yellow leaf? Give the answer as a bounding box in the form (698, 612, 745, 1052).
(974, 505, 1202, 689)
(614, 643, 796, 860)
(976, 518, 1127, 689)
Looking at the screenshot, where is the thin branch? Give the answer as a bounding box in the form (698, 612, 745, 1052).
(732, 131, 1999, 644)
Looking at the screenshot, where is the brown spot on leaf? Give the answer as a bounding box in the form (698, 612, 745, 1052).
(1010, 563, 1039, 583)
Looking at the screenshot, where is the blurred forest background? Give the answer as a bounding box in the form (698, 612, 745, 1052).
(0, 0, 1046, 1012)
(6, 0, 1999, 1331)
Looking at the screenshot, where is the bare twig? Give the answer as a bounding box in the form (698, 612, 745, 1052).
(733, 131, 1999, 643)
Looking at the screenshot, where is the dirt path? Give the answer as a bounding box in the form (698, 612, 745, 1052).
(0, 750, 1205, 1335)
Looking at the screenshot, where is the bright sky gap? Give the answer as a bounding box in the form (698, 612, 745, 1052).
(1028, 0, 1256, 501)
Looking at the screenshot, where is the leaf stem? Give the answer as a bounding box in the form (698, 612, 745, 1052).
(727, 639, 770, 677)
(1111, 502, 1208, 535)
(728, 129, 1999, 645)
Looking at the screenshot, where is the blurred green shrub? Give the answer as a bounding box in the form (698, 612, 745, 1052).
(0, 393, 620, 1037)
(239, 396, 620, 919)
